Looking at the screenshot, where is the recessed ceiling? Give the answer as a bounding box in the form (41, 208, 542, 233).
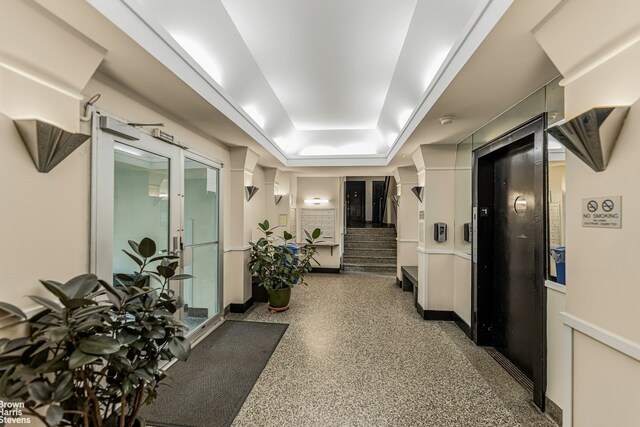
(88, 0, 514, 166)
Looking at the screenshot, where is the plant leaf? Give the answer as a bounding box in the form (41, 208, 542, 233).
(0, 302, 26, 319)
(167, 336, 190, 361)
(138, 237, 157, 258)
(168, 274, 192, 281)
(40, 280, 69, 303)
(312, 228, 322, 239)
(28, 295, 61, 311)
(62, 274, 99, 298)
(128, 240, 141, 255)
(27, 380, 52, 402)
(123, 250, 143, 267)
(283, 231, 292, 240)
(156, 265, 174, 279)
(46, 405, 64, 426)
(68, 348, 99, 369)
(78, 336, 121, 355)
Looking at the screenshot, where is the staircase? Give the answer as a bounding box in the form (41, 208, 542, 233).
(343, 227, 397, 274)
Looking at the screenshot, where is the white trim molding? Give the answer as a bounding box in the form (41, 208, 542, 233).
(397, 238, 419, 243)
(417, 247, 455, 255)
(224, 245, 251, 253)
(545, 280, 566, 294)
(560, 311, 640, 426)
(454, 251, 472, 260)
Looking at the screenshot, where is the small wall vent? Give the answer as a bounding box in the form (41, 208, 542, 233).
(14, 119, 90, 173)
(547, 107, 629, 172)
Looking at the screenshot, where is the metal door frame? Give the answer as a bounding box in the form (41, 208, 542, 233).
(472, 115, 547, 410)
(90, 109, 224, 345)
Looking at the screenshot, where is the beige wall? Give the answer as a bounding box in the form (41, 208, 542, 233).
(546, 286, 566, 407)
(297, 177, 343, 268)
(534, 0, 640, 423)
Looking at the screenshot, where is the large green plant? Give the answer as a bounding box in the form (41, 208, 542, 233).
(0, 238, 191, 427)
(249, 220, 322, 292)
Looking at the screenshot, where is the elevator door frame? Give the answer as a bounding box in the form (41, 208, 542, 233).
(472, 115, 547, 410)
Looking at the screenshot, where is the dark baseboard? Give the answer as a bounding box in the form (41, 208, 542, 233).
(312, 267, 341, 274)
(424, 310, 455, 321)
(416, 302, 425, 318)
(229, 297, 254, 313)
(396, 277, 402, 288)
(452, 311, 472, 338)
(546, 397, 563, 426)
(416, 304, 457, 321)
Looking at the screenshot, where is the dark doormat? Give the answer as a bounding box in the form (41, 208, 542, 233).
(141, 320, 288, 427)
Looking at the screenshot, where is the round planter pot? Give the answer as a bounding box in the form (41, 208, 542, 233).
(268, 287, 291, 309)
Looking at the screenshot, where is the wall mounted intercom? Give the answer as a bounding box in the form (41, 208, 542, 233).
(434, 223, 447, 242)
(464, 223, 472, 243)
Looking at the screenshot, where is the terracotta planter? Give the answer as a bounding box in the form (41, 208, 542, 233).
(268, 287, 291, 310)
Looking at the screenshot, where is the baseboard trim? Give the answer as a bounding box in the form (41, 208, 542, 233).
(424, 310, 455, 321)
(229, 297, 253, 313)
(396, 277, 402, 288)
(545, 397, 563, 426)
(416, 302, 425, 318)
(312, 267, 341, 274)
(453, 311, 472, 338)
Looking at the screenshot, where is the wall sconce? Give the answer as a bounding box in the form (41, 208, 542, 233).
(245, 185, 259, 201)
(274, 195, 283, 206)
(411, 186, 423, 203)
(304, 198, 329, 205)
(14, 119, 90, 173)
(547, 106, 629, 172)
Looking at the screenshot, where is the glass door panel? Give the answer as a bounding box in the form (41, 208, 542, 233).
(182, 158, 220, 334)
(113, 143, 170, 278)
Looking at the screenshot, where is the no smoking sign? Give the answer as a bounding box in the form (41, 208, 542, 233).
(582, 196, 622, 228)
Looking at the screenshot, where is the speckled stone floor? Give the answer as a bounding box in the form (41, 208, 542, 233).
(227, 273, 557, 427)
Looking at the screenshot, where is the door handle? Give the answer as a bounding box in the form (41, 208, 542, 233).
(171, 235, 183, 257)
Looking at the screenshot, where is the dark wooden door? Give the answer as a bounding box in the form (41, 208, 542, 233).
(346, 181, 365, 226)
(372, 181, 385, 224)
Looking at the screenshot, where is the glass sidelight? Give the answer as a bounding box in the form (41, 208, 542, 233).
(182, 158, 220, 334)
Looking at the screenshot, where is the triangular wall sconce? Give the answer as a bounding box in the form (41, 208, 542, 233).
(547, 106, 629, 172)
(274, 195, 283, 206)
(245, 185, 259, 201)
(411, 186, 423, 203)
(14, 119, 90, 173)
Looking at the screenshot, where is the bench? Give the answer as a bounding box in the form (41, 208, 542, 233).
(401, 266, 418, 292)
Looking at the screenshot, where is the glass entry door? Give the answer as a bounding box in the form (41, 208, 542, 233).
(94, 121, 222, 341)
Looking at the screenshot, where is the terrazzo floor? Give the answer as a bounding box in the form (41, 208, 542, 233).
(227, 273, 558, 427)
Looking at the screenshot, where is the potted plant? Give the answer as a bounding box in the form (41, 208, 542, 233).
(0, 237, 191, 426)
(249, 220, 322, 312)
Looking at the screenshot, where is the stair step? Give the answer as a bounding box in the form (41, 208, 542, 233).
(343, 264, 397, 274)
(343, 255, 396, 265)
(344, 240, 397, 249)
(344, 234, 397, 242)
(346, 227, 396, 235)
(343, 248, 396, 258)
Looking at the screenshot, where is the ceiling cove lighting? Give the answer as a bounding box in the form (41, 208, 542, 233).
(304, 198, 329, 205)
(397, 108, 414, 129)
(242, 105, 266, 128)
(171, 33, 223, 85)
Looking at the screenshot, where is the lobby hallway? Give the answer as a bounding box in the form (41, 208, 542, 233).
(228, 273, 557, 427)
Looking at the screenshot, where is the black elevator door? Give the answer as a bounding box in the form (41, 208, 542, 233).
(493, 141, 536, 380)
